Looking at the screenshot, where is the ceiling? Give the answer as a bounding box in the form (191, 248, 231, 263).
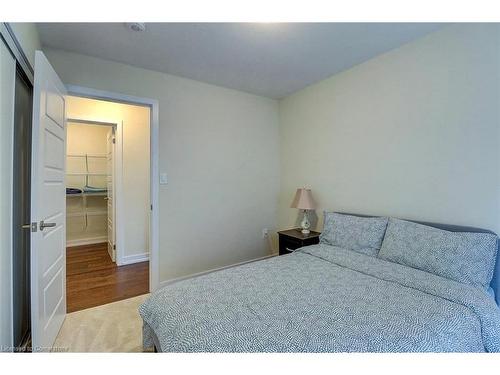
(37, 23, 444, 99)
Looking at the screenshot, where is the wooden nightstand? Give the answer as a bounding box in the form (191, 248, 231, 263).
(277, 229, 321, 255)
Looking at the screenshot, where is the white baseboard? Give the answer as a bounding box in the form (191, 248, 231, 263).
(158, 254, 276, 289)
(66, 236, 107, 247)
(120, 252, 149, 265)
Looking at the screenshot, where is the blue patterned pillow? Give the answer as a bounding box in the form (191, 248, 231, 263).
(378, 218, 498, 289)
(319, 212, 389, 256)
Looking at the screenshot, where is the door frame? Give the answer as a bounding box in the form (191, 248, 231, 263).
(65, 84, 160, 292)
(0, 23, 34, 85)
(66, 118, 121, 261)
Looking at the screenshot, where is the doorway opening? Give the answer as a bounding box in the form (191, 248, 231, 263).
(65, 96, 151, 313)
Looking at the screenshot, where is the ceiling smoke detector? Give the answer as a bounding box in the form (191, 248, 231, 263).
(126, 23, 146, 32)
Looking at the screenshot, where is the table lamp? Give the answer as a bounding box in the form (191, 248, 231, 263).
(290, 188, 316, 234)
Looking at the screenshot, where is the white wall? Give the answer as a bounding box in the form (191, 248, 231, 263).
(67, 122, 109, 156)
(0, 38, 16, 351)
(279, 24, 500, 234)
(66, 97, 150, 263)
(43, 49, 280, 282)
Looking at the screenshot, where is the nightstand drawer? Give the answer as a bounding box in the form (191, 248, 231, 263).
(279, 235, 302, 247)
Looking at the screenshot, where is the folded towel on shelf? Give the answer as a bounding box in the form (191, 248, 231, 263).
(66, 188, 82, 195)
(83, 185, 107, 193)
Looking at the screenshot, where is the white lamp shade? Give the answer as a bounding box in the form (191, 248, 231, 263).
(290, 188, 316, 210)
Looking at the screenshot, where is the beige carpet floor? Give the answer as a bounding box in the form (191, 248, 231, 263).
(53, 294, 150, 352)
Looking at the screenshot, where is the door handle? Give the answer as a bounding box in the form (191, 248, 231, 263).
(40, 220, 56, 231)
(22, 223, 37, 232)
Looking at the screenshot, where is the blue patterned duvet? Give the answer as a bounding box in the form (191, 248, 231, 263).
(139, 244, 500, 352)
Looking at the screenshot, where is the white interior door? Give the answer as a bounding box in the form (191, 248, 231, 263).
(106, 127, 116, 261)
(31, 51, 67, 351)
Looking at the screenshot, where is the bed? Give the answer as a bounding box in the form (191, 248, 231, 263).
(139, 213, 500, 352)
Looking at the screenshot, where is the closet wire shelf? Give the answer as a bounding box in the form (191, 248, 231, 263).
(66, 153, 109, 230)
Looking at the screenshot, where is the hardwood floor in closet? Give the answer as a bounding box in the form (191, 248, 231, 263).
(66, 243, 149, 313)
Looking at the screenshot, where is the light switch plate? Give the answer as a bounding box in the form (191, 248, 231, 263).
(160, 173, 168, 185)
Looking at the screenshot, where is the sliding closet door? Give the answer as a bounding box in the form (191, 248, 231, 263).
(12, 67, 33, 350)
(0, 37, 16, 351)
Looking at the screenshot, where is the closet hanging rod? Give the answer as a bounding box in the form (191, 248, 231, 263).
(67, 153, 107, 158)
(66, 172, 107, 176)
(67, 118, 118, 127)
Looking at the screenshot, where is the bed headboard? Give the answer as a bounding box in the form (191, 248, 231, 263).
(336, 212, 500, 306)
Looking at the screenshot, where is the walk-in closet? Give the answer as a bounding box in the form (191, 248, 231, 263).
(66, 122, 115, 260)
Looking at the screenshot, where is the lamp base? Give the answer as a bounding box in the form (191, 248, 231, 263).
(300, 210, 311, 235)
